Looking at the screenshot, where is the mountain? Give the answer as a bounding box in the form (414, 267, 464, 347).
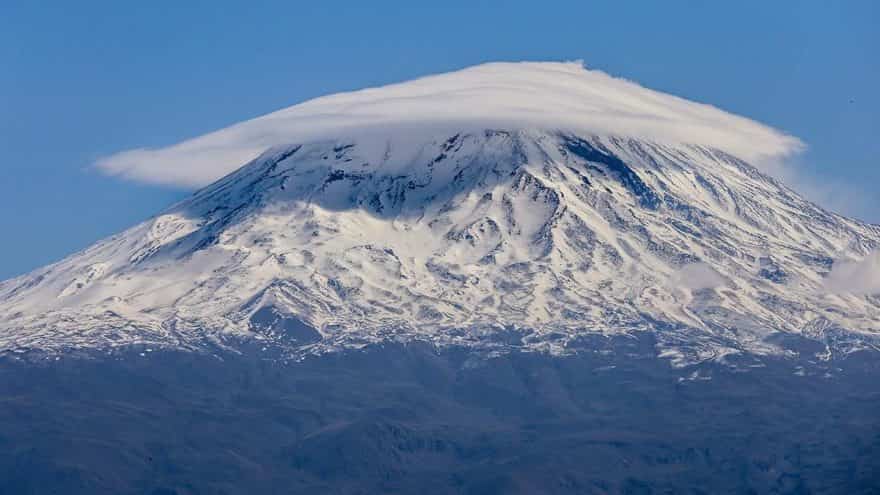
(3, 61, 880, 494)
(1, 63, 879, 367)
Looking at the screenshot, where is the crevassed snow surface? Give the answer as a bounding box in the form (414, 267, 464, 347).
(95, 61, 802, 187)
(2, 63, 879, 366)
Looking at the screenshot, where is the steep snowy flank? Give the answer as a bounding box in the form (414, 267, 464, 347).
(94, 61, 801, 187)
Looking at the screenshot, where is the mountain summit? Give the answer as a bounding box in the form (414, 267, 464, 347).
(2, 62, 878, 365)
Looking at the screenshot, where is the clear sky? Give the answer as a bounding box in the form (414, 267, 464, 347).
(1, 0, 877, 280)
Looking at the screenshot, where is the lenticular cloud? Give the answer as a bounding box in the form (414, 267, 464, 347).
(94, 61, 803, 188)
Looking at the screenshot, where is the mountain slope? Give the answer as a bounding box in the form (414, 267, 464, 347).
(2, 129, 879, 364)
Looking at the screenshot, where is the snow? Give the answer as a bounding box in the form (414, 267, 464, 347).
(94, 61, 802, 187)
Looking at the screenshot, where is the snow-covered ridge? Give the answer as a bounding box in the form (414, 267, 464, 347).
(96, 61, 802, 187)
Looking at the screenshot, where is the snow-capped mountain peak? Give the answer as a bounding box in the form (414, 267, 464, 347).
(2, 64, 879, 365)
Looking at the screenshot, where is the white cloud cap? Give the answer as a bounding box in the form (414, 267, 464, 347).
(95, 61, 804, 188)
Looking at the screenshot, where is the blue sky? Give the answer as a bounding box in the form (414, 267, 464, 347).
(1, 0, 877, 279)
